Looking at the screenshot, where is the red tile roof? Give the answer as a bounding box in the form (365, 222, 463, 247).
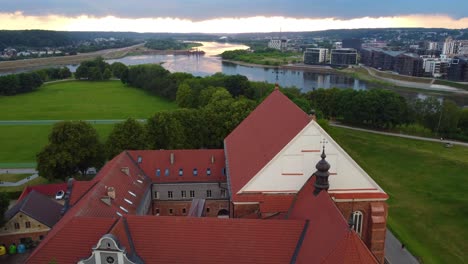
(26, 217, 116, 264)
(73, 151, 152, 218)
(128, 149, 226, 183)
(288, 177, 377, 264)
(18, 182, 67, 201)
(224, 89, 310, 201)
(69, 180, 98, 206)
(322, 231, 378, 264)
(125, 215, 305, 264)
(259, 194, 296, 214)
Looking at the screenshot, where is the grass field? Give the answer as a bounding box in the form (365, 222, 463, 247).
(0, 173, 30, 182)
(0, 124, 115, 165)
(0, 80, 177, 120)
(0, 176, 49, 193)
(327, 126, 468, 264)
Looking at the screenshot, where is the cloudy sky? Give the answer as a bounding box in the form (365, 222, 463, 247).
(1, 0, 468, 33)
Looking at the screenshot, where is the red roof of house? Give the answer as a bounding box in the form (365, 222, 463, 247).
(72, 151, 152, 217)
(322, 231, 378, 264)
(26, 217, 116, 264)
(125, 215, 305, 264)
(259, 194, 296, 214)
(224, 89, 310, 201)
(288, 177, 378, 264)
(18, 182, 67, 201)
(69, 180, 98, 206)
(128, 149, 226, 183)
(28, 151, 152, 264)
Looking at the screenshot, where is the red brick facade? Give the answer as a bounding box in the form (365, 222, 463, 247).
(335, 201, 388, 263)
(232, 203, 260, 218)
(152, 200, 229, 217)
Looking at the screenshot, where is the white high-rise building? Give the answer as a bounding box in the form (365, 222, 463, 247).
(443, 37, 458, 55)
(303, 48, 328, 64)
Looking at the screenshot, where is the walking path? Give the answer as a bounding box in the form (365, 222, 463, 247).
(362, 66, 468, 94)
(0, 169, 39, 186)
(385, 230, 420, 264)
(330, 123, 468, 147)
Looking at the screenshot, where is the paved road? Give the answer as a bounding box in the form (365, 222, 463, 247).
(0, 119, 146, 125)
(0, 173, 38, 186)
(330, 123, 468, 147)
(385, 230, 420, 264)
(0, 168, 37, 174)
(362, 66, 467, 94)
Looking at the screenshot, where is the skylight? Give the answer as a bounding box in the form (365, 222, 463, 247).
(128, 191, 137, 197)
(119, 206, 129, 213)
(124, 198, 133, 205)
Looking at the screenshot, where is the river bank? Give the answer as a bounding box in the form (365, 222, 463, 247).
(222, 59, 338, 74)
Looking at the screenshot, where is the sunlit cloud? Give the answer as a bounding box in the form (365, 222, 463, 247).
(1, 12, 468, 33)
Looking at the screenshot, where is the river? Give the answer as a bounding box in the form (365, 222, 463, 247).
(12, 41, 468, 106)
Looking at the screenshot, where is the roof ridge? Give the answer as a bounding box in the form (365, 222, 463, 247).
(290, 220, 309, 264)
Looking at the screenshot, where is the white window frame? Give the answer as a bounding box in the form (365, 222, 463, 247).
(352, 211, 364, 237)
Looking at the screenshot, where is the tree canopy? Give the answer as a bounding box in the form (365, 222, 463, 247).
(36, 121, 105, 181)
(105, 118, 147, 159)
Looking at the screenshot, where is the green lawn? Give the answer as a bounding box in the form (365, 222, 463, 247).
(328, 126, 468, 264)
(0, 173, 30, 182)
(0, 80, 177, 120)
(0, 124, 115, 165)
(0, 176, 49, 193)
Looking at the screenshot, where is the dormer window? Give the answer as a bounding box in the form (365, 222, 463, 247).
(165, 168, 170, 176)
(179, 169, 183, 176)
(137, 156, 142, 163)
(207, 168, 211, 176)
(222, 168, 226, 176)
(156, 169, 161, 177)
(193, 168, 198, 176)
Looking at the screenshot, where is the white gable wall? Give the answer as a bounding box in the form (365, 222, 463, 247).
(239, 121, 386, 197)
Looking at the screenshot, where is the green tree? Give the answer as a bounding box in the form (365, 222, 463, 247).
(438, 99, 461, 135)
(458, 109, 468, 135)
(111, 62, 128, 79)
(175, 83, 194, 108)
(105, 118, 147, 159)
(103, 68, 112, 80)
(146, 112, 186, 149)
(36, 121, 105, 181)
(0, 192, 9, 226)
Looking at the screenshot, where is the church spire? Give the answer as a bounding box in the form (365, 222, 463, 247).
(313, 143, 330, 196)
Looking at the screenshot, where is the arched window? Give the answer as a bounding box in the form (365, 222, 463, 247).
(352, 211, 364, 237)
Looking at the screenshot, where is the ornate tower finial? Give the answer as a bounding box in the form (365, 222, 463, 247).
(313, 139, 330, 196)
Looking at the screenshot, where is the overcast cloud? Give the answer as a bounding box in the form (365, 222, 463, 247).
(1, 0, 468, 20)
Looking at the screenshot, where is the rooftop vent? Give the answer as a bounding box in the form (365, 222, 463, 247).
(121, 167, 130, 176)
(101, 196, 112, 206)
(107, 187, 116, 200)
(170, 153, 175, 165)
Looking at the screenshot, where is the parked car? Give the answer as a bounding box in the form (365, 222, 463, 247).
(55, 190, 65, 200)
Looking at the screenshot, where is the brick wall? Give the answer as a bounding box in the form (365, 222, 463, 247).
(233, 203, 260, 218)
(151, 200, 229, 217)
(334, 200, 388, 264)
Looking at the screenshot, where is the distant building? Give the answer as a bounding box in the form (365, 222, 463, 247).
(447, 56, 468, 81)
(342, 38, 362, 51)
(394, 53, 424, 77)
(268, 38, 289, 51)
(443, 37, 458, 55)
(334, 41, 343, 49)
(330, 48, 357, 65)
(303, 48, 328, 64)
(426, 41, 440, 51)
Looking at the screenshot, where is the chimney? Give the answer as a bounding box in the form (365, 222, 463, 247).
(309, 109, 317, 121)
(170, 153, 175, 165)
(107, 187, 116, 200)
(313, 146, 330, 196)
